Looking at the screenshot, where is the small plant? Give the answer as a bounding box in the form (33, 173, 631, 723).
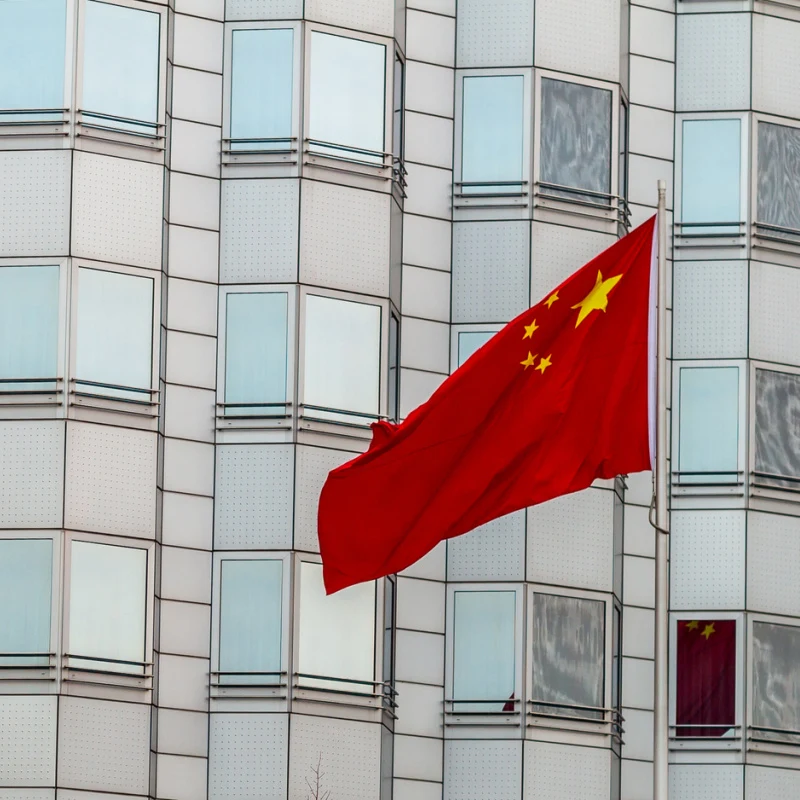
(306, 753, 332, 800)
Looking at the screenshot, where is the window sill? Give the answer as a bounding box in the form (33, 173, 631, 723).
(0, 378, 64, 420)
(673, 221, 747, 259)
(445, 698, 522, 730)
(0, 110, 69, 148)
(526, 702, 623, 747)
(752, 222, 800, 269)
(533, 183, 628, 235)
(303, 139, 394, 193)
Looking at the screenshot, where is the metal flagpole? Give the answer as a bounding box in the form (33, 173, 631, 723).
(653, 180, 670, 800)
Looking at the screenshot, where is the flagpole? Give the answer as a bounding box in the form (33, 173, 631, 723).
(653, 180, 669, 800)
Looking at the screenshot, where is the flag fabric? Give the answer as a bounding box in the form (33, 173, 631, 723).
(319, 217, 657, 593)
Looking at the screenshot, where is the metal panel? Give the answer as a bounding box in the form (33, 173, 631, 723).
(445, 740, 521, 800)
(156, 754, 206, 800)
(404, 163, 452, 220)
(305, 0, 393, 36)
(162, 492, 214, 550)
(168, 225, 219, 283)
(172, 66, 223, 127)
(746, 765, 800, 798)
(628, 54, 675, 111)
(57, 793, 145, 800)
(751, 261, 800, 366)
(0, 696, 56, 787)
(627, 154, 673, 211)
(64, 423, 157, 539)
(670, 511, 745, 610)
(401, 266, 450, 323)
(172, 14, 223, 74)
(621, 708, 653, 761)
(226, 0, 302, 19)
(167, 277, 217, 337)
(455, 0, 533, 67)
(630, 5, 674, 62)
(157, 653, 209, 711)
(0, 792, 54, 799)
(57, 697, 150, 794)
(629, 105, 674, 163)
(0, 421, 64, 528)
(72, 152, 163, 270)
(156, 709, 208, 759)
(403, 214, 451, 272)
(748, 511, 800, 617)
(163, 384, 215, 443)
(447, 510, 525, 582)
(405, 10, 455, 68)
(394, 630, 444, 691)
(394, 734, 442, 783)
(394, 681, 443, 738)
(160, 546, 212, 604)
(670, 765, 743, 800)
(399, 367, 446, 420)
(165, 330, 217, 389)
(0, 151, 70, 257)
(159, 599, 210, 659)
(168, 173, 220, 231)
(397, 576, 445, 634)
(220, 179, 299, 284)
(621, 656, 653, 710)
(400, 318, 449, 373)
(405, 112, 453, 171)
(406, 61, 454, 118)
(753, 14, 800, 119)
(524, 741, 610, 800)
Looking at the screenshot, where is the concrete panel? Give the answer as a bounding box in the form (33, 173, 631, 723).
(445, 740, 521, 800)
(0, 696, 56, 787)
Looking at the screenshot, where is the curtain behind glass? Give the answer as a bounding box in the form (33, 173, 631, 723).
(755, 369, 800, 487)
(758, 122, 800, 235)
(753, 622, 800, 744)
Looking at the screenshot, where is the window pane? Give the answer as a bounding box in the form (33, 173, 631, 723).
(298, 562, 375, 693)
(309, 32, 386, 162)
(76, 268, 153, 399)
(681, 119, 741, 233)
(0, 0, 66, 116)
(225, 292, 288, 414)
(69, 541, 147, 673)
(393, 53, 404, 162)
(758, 122, 800, 235)
(457, 331, 495, 368)
(304, 295, 381, 420)
(389, 315, 399, 422)
(676, 619, 735, 737)
(383, 576, 395, 687)
(461, 75, 524, 193)
(0, 539, 52, 666)
(755, 369, 800, 487)
(0, 266, 59, 390)
(531, 593, 604, 717)
(83, 0, 160, 133)
(753, 622, 800, 744)
(619, 102, 628, 201)
(230, 28, 293, 151)
(678, 367, 739, 482)
(219, 560, 282, 685)
(453, 591, 516, 712)
(541, 78, 612, 203)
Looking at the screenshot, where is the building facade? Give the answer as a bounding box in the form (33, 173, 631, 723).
(2, 0, 800, 798)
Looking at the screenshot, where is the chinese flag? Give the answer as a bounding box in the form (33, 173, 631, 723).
(319, 217, 656, 593)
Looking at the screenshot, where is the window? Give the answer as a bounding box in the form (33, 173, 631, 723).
(82, 0, 161, 135)
(461, 75, 525, 194)
(676, 619, 735, 738)
(388, 314, 399, 422)
(230, 28, 293, 151)
(308, 31, 386, 164)
(298, 562, 376, 694)
(0, 539, 52, 666)
(540, 78, 612, 204)
(457, 331, 495, 368)
(392, 53, 404, 164)
(757, 122, 800, 238)
(383, 575, 396, 690)
(531, 593, 604, 719)
(677, 366, 739, 483)
(754, 368, 800, 488)
(753, 622, 800, 744)
(218, 559, 282, 685)
(452, 590, 516, 712)
(224, 292, 289, 416)
(0, 266, 60, 393)
(68, 540, 147, 674)
(619, 101, 628, 203)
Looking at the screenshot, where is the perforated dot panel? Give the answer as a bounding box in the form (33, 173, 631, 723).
(670, 765, 743, 800)
(753, 15, 800, 120)
(456, 0, 533, 67)
(748, 511, 800, 617)
(0, 696, 56, 787)
(750, 261, 800, 367)
(447, 510, 526, 582)
(305, 0, 394, 37)
(445, 740, 522, 800)
(746, 765, 800, 798)
(225, 0, 302, 20)
(524, 740, 610, 800)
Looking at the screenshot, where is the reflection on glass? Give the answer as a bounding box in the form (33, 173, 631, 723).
(755, 368, 800, 487)
(309, 32, 386, 163)
(230, 28, 293, 151)
(453, 591, 516, 712)
(83, 0, 160, 133)
(753, 622, 800, 744)
(757, 122, 800, 238)
(678, 367, 739, 482)
(0, 539, 52, 666)
(225, 292, 288, 415)
(69, 541, 147, 673)
(461, 75, 524, 194)
(457, 331, 495, 368)
(219, 560, 282, 685)
(76, 268, 153, 400)
(681, 119, 740, 234)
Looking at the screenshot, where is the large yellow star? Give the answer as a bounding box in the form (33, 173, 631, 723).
(523, 319, 539, 339)
(571, 270, 623, 328)
(686, 620, 699, 631)
(545, 292, 559, 309)
(701, 623, 716, 640)
(535, 355, 552, 374)
(520, 352, 538, 370)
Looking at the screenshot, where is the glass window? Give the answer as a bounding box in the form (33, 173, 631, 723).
(304, 294, 381, 421)
(388, 314, 399, 422)
(224, 292, 288, 416)
(755, 369, 800, 488)
(753, 622, 800, 744)
(393, 53, 404, 164)
(69, 541, 147, 673)
(298, 562, 375, 693)
(0, 539, 52, 666)
(82, 0, 160, 134)
(461, 75, 524, 194)
(452, 590, 516, 712)
(678, 366, 739, 482)
(383, 576, 396, 688)
(757, 122, 800, 235)
(540, 78, 612, 204)
(681, 119, 741, 233)
(612, 605, 621, 714)
(619, 101, 628, 202)
(76, 268, 154, 400)
(457, 331, 495, 368)
(230, 28, 293, 151)
(0, 266, 59, 392)
(309, 32, 386, 163)
(0, 0, 66, 119)
(676, 619, 736, 737)
(531, 593, 604, 718)
(219, 559, 282, 685)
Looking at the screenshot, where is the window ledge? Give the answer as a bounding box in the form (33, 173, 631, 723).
(62, 654, 152, 691)
(0, 654, 57, 684)
(752, 222, 800, 268)
(526, 702, 623, 746)
(533, 183, 628, 235)
(445, 698, 522, 729)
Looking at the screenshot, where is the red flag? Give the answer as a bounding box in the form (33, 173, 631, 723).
(319, 217, 656, 593)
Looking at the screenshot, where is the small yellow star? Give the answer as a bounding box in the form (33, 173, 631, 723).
(701, 623, 716, 640)
(571, 270, 623, 327)
(523, 319, 539, 339)
(686, 620, 700, 631)
(535, 355, 552, 374)
(544, 292, 559, 309)
(520, 352, 538, 370)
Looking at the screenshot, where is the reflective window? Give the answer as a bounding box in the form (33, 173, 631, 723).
(82, 0, 160, 134)
(755, 369, 800, 488)
(230, 28, 293, 151)
(69, 541, 147, 673)
(298, 562, 376, 693)
(219, 559, 282, 685)
(681, 119, 741, 234)
(76, 268, 154, 400)
(0, 539, 52, 666)
(457, 331, 495, 368)
(676, 618, 735, 737)
(753, 622, 800, 744)
(541, 78, 612, 203)
(225, 292, 288, 415)
(452, 590, 516, 712)
(388, 314, 399, 422)
(309, 32, 386, 163)
(758, 122, 800, 236)
(678, 366, 739, 482)
(531, 593, 604, 718)
(461, 75, 524, 194)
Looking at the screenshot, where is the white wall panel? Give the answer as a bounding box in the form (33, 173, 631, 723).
(0, 696, 56, 787)
(628, 154, 673, 211)
(220, 179, 298, 283)
(158, 653, 208, 711)
(405, 10, 455, 68)
(753, 14, 800, 120)
(404, 163, 452, 220)
(57, 793, 145, 800)
(630, 6, 674, 62)
(172, 14, 223, 73)
(215, 444, 294, 549)
(156, 709, 208, 759)
(670, 765, 743, 800)
(225, 0, 302, 19)
(394, 734, 442, 783)
(455, 0, 533, 67)
(162, 492, 214, 550)
(169, 173, 219, 231)
(167, 277, 217, 336)
(0, 791, 54, 799)
(399, 367, 446, 420)
(445, 740, 521, 800)
(163, 384, 215, 443)
(161, 546, 212, 604)
(405, 112, 453, 170)
(159, 599, 210, 658)
(163, 438, 215, 496)
(395, 629, 444, 687)
(400, 318, 449, 373)
(403, 214, 451, 272)
(401, 266, 450, 323)
(621, 656, 654, 710)
(305, 0, 393, 36)
(750, 261, 800, 366)
(171, 67, 222, 127)
(622, 708, 654, 761)
(72, 152, 163, 270)
(0, 421, 64, 528)
(156, 754, 206, 800)
(394, 681, 442, 737)
(746, 765, 800, 798)
(168, 225, 219, 283)
(397, 576, 445, 634)
(748, 511, 800, 617)
(629, 54, 675, 111)
(622, 759, 651, 800)
(447, 510, 525, 581)
(524, 741, 610, 800)
(406, 61, 454, 118)
(165, 330, 217, 389)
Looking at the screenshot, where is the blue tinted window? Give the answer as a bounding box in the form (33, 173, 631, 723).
(457, 331, 495, 368)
